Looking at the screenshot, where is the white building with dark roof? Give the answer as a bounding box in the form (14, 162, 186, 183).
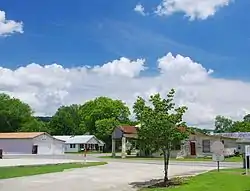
(54, 135, 105, 153)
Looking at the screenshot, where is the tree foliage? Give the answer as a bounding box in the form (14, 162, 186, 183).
(133, 89, 188, 184)
(243, 114, 250, 122)
(214, 114, 250, 133)
(214, 115, 234, 133)
(19, 118, 51, 133)
(79, 97, 130, 134)
(0, 93, 34, 132)
(49, 104, 84, 135)
(187, 126, 210, 135)
(95, 118, 120, 151)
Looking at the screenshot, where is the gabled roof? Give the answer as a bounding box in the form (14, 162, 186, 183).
(54, 135, 104, 145)
(66, 135, 96, 144)
(98, 139, 105, 146)
(0, 132, 45, 139)
(194, 132, 237, 140)
(119, 126, 137, 134)
(53, 136, 72, 142)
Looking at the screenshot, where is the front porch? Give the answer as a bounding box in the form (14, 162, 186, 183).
(111, 126, 138, 158)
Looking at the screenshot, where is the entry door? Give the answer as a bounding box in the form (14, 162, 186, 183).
(32, 145, 38, 154)
(190, 142, 196, 156)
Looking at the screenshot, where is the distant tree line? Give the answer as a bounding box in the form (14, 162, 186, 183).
(214, 114, 250, 133)
(0, 93, 137, 150)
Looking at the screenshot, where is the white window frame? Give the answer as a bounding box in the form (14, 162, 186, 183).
(202, 140, 210, 153)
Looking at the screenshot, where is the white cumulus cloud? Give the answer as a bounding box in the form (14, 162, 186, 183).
(134, 4, 146, 16)
(92, 57, 146, 77)
(1, 53, 250, 129)
(155, 0, 232, 20)
(0, 10, 23, 36)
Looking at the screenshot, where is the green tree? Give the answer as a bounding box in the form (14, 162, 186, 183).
(79, 97, 130, 135)
(49, 104, 84, 135)
(232, 121, 250, 132)
(133, 89, 188, 185)
(95, 118, 120, 151)
(214, 115, 233, 133)
(0, 93, 34, 132)
(188, 126, 210, 135)
(19, 118, 50, 133)
(243, 114, 250, 122)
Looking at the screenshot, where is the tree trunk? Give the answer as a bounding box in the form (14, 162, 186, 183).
(163, 148, 170, 185)
(163, 146, 171, 186)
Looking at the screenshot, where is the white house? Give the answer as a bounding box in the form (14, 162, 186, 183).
(0, 132, 65, 155)
(54, 135, 105, 153)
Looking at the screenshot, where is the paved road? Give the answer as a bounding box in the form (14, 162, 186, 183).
(0, 161, 222, 191)
(3, 153, 242, 168)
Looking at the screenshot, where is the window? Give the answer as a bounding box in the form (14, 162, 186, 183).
(80, 144, 84, 148)
(70, 144, 76, 148)
(41, 135, 46, 140)
(202, 140, 210, 153)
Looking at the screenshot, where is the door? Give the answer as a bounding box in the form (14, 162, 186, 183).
(32, 145, 38, 154)
(190, 142, 196, 156)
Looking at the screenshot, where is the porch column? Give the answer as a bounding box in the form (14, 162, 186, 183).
(121, 136, 126, 159)
(112, 139, 116, 157)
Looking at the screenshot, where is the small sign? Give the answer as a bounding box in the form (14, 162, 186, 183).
(211, 141, 225, 155)
(213, 154, 225, 162)
(245, 145, 250, 156)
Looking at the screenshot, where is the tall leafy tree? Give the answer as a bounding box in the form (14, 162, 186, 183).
(19, 118, 51, 133)
(49, 104, 84, 135)
(95, 118, 120, 150)
(232, 121, 250, 132)
(214, 115, 234, 133)
(0, 93, 34, 132)
(79, 97, 130, 135)
(133, 89, 188, 185)
(243, 114, 250, 122)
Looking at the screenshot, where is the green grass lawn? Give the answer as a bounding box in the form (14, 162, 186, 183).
(0, 162, 107, 179)
(142, 168, 250, 191)
(99, 155, 242, 162)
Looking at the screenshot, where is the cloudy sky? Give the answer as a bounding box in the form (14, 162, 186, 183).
(1, 0, 250, 129)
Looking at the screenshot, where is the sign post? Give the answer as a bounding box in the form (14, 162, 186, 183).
(245, 145, 250, 175)
(81, 148, 87, 165)
(211, 141, 225, 172)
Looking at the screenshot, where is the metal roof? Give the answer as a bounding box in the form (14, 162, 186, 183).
(54, 135, 105, 145)
(53, 136, 72, 142)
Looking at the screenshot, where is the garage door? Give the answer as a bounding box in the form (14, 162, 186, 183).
(37, 143, 52, 155)
(52, 143, 64, 154)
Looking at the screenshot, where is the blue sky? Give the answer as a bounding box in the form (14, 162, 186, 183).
(1, 0, 250, 127)
(1, 0, 250, 79)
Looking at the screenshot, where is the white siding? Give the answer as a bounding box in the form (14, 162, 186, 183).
(65, 143, 80, 153)
(33, 134, 65, 155)
(87, 137, 99, 144)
